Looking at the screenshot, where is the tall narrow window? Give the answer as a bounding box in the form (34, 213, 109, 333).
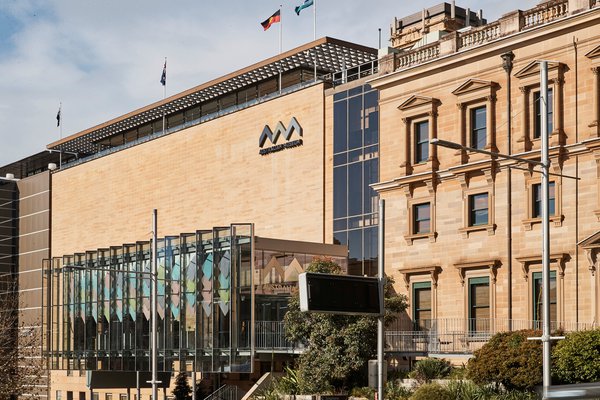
(532, 182, 555, 218)
(470, 106, 487, 150)
(469, 193, 489, 226)
(413, 282, 432, 330)
(468, 277, 490, 333)
(532, 271, 557, 327)
(534, 88, 553, 139)
(414, 120, 429, 163)
(413, 203, 431, 234)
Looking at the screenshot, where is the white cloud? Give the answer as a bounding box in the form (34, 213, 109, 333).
(0, 0, 537, 166)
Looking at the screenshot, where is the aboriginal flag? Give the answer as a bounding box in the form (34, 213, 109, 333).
(261, 9, 281, 31)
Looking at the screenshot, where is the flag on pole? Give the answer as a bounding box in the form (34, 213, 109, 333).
(56, 105, 61, 127)
(294, 0, 313, 15)
(160, 60, 167, 86)
(261, 9, 281, 31)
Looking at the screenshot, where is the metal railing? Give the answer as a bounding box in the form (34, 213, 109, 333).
(254, 321, 298, 351)
(325, 59, 379, 86)
(203, 384, 238, 400)
(385, 318, 597, 355)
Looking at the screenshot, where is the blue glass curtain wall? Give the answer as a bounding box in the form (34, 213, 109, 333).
(44, 224, 254, 373)
(333, 84, 379, 276)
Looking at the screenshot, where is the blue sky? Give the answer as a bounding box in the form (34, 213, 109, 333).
(0, 0, 537, 166)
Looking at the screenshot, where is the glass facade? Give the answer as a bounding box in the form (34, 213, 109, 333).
(43, 227, 348, 373)
(333, 84, 379, 276)
(45, 225, 254, 373)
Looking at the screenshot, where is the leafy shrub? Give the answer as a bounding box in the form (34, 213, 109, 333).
(467, 330, 542, 391)
(446, 379, 492, 400)
(409, 357, 452, 383)
(553, 329, 600, 384)
(350, 386, 375, 399)
(385, 380, 413, 399)
(409, 383, 452, 400)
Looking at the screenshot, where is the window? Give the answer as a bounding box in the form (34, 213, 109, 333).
(533, 88, 553, 139)
(412, 282, 432, 330)
(414, 120, 429, 163)
(469, 193, 489, 226)
(532, 182, 555, 218)
(413, 203, 431, 234)
(532, 271, 557, 326)
(56, 391, 62, 400)
(119, 395, 127, 400)
(470, 106, 487, 150)
(468, 277, 490, 332)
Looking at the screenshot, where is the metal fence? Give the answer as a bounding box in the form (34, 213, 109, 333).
(385, 318, 597, 355)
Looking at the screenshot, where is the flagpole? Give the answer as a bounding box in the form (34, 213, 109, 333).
(279, 5, 283, 94)
(58, 102, 62, 168)
(313, 0, 317, 82)
(279, 5, 283, 54)
(162, 57, 167, 136)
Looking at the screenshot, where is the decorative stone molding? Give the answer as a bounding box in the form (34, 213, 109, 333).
(454, 260, 500, 286)
(400, 265, 442, 290)
(516, 253, 569, 281)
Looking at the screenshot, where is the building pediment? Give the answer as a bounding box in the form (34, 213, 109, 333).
(514, 60, 562, 79)
(451, 79, 497, 96)
(578, 230, 600, 249)
(397, 95, 438, 111)
(585, 44, 600, 60)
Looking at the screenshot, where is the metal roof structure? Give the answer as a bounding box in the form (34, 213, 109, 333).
(47, 37, 377, 155)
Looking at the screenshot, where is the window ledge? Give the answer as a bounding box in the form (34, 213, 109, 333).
(458, 224, 496, 238)
(522, 215, 563, 230)
(404, 232, 436, 245)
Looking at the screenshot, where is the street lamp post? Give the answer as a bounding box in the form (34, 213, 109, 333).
(430, 60, 558, 399)
(150, 209, 160, 400)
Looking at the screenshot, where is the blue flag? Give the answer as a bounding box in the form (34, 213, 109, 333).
(294, 0, 313, 15)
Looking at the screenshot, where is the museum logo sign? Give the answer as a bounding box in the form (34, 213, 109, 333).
(258, 117, 303, 155)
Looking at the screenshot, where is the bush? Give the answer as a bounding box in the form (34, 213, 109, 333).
(385, 380, 413, 399)
(409, 357, 452, 384)
(409, 383, 452, 400)
(446, 380, 492, 400)
(553, 329, 600, 384)
(467, 330, 542, 391)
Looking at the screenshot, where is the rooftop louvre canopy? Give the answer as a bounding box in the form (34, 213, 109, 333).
(47, 37, 377, 156)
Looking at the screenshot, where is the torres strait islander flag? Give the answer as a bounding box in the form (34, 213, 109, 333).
(261, 9, 281, 31)
(294, 0, 313, 15)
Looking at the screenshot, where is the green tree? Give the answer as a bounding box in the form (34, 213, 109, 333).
(467, 330, 542, 391)
(172, 371, 192, 400)
(283, 258, 407, 394)
(553, 329, 600, 384)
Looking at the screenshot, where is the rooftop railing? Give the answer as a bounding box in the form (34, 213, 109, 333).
(523, 0, 569, 30)
(382, 0, 584, 74)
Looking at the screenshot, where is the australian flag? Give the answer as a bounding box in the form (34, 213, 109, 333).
(160, 60, 166, 86)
